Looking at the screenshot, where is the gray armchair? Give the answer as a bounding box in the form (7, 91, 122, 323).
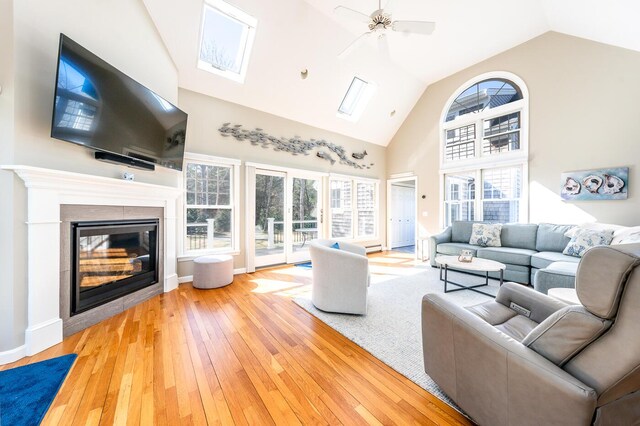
(422, 243, 640, 425)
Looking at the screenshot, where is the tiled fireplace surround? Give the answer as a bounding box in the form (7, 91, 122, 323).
(3, 166, 181, 360)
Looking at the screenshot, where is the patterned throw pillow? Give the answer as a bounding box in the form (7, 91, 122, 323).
(563, 229, 614, 257)
(469, 223, 503, 247)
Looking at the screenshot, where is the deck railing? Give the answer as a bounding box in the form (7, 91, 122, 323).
(186, 218, 318, 250)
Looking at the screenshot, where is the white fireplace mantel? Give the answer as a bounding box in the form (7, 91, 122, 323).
(2, 165, 183, 359)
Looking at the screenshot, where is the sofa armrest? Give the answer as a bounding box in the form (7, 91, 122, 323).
(495, 282, 568, 324)
(429, 226, 452, 266)
(422, 294, 597, 426)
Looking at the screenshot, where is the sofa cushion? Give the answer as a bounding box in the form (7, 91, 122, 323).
(536, 223, 575, 252)
(533, 266, 577, 294)
(467, 301, 517, 325)
(495, 315, 539, 342)
(436, 243, 478, 256)
(523, 305, 611, 366)
(565, 222, 626, 239)
(544, 261, 580, 276)
(451, 221, 481, 243)
(531, 251, 581, 269)
(477, 247, 537, 266)
(563, 229, 614, 258)
(501, 223, 538, 251)
(469, 223, 502, 247)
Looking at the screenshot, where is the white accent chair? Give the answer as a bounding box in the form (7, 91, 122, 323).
(308, 239, 370, 315)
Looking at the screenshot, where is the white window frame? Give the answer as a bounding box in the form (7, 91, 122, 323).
(180, 152, 241, 259)
(329, 174, 379, 241)
(439, 72, 529, 228)
(197, 0, 257, 83)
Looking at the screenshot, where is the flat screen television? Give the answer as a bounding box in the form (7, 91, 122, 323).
(51, 34, 187, 171)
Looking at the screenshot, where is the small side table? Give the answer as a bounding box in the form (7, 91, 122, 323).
(548, 288, 580, 305)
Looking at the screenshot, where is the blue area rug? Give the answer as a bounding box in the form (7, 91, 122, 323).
(295, 261, 312, 269)
(0, 353, 77, 426)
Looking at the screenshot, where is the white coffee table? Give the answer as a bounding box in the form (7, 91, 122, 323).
(435, 255, 506, 297)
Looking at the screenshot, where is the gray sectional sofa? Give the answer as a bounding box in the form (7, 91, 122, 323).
(429, 221, 579, 292)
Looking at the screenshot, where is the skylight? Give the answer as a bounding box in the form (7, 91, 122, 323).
(337, 76, 376, 122)
(198, 0, 257, 83)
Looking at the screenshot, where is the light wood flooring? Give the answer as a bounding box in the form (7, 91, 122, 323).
(1, 251, 471, 425)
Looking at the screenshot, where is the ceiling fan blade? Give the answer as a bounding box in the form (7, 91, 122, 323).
(338, 31, 373, 58)
(377, 33, 390, 60)
(334, 6, 371, 24)
(392, 20, 436, 35)
(383, 0, 396, 14)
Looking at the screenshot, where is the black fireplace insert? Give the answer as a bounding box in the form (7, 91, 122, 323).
(71, 219, 159, 316)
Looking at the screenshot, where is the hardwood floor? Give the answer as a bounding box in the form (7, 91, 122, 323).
(1, 251, 471, 425)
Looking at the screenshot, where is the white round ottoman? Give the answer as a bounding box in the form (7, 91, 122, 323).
(193, 255, 234, 289)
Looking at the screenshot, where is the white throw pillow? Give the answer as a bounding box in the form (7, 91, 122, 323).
(563, 229, 614, 257)
(469, 223, 502, 247)
(612, 226, 640, 245)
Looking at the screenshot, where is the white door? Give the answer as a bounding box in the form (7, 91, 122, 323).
(390, 184, 415, 248)
(253, 169, 323, 267)
(254, 170, 287, 267)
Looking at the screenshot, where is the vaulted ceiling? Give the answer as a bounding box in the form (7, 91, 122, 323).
(143, 0, 640, 146)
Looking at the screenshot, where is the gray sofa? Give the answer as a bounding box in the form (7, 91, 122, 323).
(429, 221, 579, 291)
(421, 243, 640, 425)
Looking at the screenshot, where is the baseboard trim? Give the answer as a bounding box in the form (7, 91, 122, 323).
(25, 318, 63, 356)
(164, 273, 179, 292)
(0, 344, 26, 365)
(178, 268, 247, 284)
(178, 275, 193, 284)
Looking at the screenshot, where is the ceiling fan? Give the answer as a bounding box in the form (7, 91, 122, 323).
(334, 0, 436, 58)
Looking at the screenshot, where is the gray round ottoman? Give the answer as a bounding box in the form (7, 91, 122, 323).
(193, 255, 234, 289)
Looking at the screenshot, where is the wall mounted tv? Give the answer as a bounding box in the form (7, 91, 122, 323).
(51, 34, 187, 171)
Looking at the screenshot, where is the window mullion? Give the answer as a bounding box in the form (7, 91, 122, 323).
(476, 169, 483, 222)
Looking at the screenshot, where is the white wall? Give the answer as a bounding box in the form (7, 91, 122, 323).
(387, 32, 640, 235)
(177, 88, 386, 276)
(0, 0, 21, 353)
(0, 0, 179, 354)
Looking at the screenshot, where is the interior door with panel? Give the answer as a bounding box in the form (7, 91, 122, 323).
(390, 184, 416, 248)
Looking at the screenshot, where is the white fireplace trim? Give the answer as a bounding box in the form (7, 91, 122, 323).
(2, 165, 182, 357)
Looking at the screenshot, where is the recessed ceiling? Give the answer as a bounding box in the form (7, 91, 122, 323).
(142, 0, 640, 146)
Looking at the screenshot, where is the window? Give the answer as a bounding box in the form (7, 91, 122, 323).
(445, 78, 522, 122)
(198, 0, 257, 83)
(483, 112, 520, 155)
(443, 166, 523, 226)
(445, 124, 476, 161)
(337, 76, 377, 122)
(482, 167, 522, 223)
(184, 154, 240, 254)
(356, 182, 376, 237)
(444, 173, 475, 225)
(330, 179, 352, 238)
(440, 73, 528, 226)
(330, 177, 378, 239)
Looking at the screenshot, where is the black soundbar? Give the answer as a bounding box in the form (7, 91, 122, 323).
(94, 151, 155, 171)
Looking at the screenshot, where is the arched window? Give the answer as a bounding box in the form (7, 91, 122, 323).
(440, 72, 528, 226)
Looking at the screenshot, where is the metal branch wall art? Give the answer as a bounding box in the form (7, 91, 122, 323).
(218, 123, 374, 170)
